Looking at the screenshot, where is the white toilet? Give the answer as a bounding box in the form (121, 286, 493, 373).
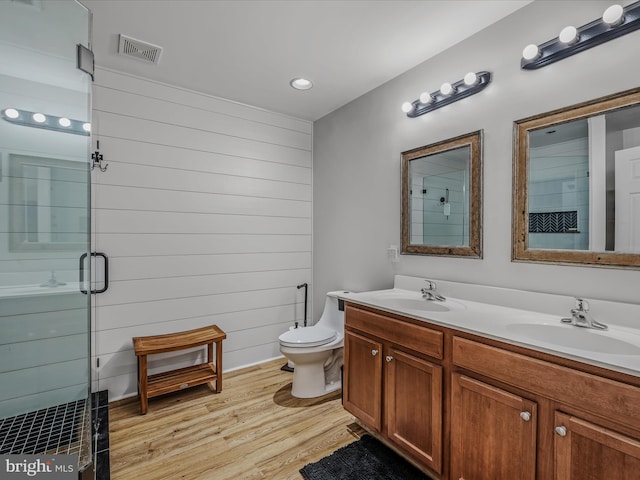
(279, 291, 346, 398)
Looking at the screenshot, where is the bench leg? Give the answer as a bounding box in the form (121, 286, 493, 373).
(215, 340, 222, 393)
(138, 355, 148, 414)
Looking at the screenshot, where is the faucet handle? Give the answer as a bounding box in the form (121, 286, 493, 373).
(424, 280, 436, 290)
(575, 298, 589, 312)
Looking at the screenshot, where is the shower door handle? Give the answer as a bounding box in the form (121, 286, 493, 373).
(80, 252, 109, 294)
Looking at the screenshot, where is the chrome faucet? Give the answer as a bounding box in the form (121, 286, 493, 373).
(40, 270, 66, 288)
(561, 298, 608, 330)
(420, 280, 446, 301)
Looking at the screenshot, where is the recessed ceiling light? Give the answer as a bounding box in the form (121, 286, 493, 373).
(290, 77, 313, 90)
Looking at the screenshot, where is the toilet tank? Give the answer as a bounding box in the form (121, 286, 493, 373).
(315, 291, 346, 332)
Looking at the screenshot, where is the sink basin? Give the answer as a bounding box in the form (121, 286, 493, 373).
(384, 297, 465, 312)
(506, 323, 640, 356)
(360, 291, 466, 313)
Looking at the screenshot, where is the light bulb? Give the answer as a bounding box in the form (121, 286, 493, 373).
(82, 123, 91, 132)
(401, 102, 413, 113)
(559, 26, 579, 44)
(522, 44, 540, 61)
(602, 4, 624, 26)
(4, 108, 19, 119)
(419, 92, 433, 104)
(440, 82, 455, 96)
(32, 113, 46, 123)
(289, 77, 313, 90)
(463, 72, 478, 86)
(58, 117, 71, 127)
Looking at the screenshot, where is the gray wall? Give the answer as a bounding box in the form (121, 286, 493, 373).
(313, 1, 640, 320)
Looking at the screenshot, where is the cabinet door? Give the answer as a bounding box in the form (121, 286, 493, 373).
(555, 411, 640, 480)
(451, 374, 537, 480)
(343, 330, 383, 431)
(385, 347, 442, 473)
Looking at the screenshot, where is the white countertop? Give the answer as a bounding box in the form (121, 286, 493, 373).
(338, 278, 640, 379)
(0, 282, 82, 299)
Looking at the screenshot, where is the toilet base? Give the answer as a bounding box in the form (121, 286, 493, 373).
(286, 348, 343, 399)
(291, 370, 342, 399)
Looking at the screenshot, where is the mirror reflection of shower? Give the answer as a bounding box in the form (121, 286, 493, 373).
(413, 146, 471, 247)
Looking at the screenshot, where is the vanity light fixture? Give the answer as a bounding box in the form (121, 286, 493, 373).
(401, 102, 413, 113)
(521, 1, 640, 70)
(419, 92, 434, 104)
(401, 71, 492, 118)
(440, 82, 455, 96)
(4, 108, 19, 119)
(1, 108, 90, 136)
(289, 77, 313, 90)
(603, 4, 625, 25)
(558, 25, 579, 44)
(463, 72, 479, 86)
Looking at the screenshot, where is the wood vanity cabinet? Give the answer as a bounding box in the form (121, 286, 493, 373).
(343, 330, 382, 430)
(344, 305, 443, 474)
(554, 412, 640, 480)
(451, 373, 537, 480)
(452, 336, 640, 480)
(343, 301, 640, 480)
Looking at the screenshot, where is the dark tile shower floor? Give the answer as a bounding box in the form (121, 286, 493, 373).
(0, 400, 91, 456)
(0, 397, 91, 466)
(0, 392, 110, 479)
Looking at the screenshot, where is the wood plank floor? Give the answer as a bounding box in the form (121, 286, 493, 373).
(109, 358, 365, 479)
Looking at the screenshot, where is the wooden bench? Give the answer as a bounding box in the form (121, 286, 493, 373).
(133, 325, 226, 414)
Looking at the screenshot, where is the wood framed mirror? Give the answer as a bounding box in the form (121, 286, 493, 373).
(401, 130, 482, 257)
(513, 87, 640, 268)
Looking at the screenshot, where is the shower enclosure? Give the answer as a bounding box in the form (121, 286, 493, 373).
(0, 0, 93, 475)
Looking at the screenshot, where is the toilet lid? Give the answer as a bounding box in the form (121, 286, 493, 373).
(279, 326, 337, 348)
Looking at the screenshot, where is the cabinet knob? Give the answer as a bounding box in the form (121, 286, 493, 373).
(371, 349, 378, 356)
(386, 355, 394, 363)
(555, 426, 567, 437)
(520, 411, 531, 422)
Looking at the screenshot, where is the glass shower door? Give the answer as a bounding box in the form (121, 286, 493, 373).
(0, 0, 92, 471)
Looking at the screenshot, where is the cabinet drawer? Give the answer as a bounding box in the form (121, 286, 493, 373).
(346, 305, 443, 360)
(453, 337, 640, 431)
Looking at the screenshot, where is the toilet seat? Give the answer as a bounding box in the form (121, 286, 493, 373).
(279, 326, 337, 348)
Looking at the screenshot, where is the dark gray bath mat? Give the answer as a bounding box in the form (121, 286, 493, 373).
(300, 435, 432, 480)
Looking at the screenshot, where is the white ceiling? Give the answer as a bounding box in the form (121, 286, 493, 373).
(82, 0, 532, 121)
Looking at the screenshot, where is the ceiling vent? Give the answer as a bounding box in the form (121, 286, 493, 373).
(118, 34, 162, 65)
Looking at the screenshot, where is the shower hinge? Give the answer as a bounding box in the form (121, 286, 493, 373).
(96, 358, 100, 368)
(77, 44, 95, 80)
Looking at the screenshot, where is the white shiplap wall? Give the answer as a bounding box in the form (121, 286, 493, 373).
(91, 68, 312, 401)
